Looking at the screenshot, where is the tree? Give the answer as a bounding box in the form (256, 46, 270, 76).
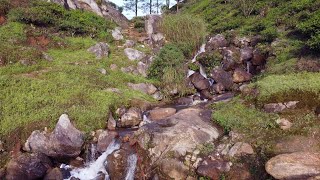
(140, 0, 165, 14)
(124, 0, 140, 17)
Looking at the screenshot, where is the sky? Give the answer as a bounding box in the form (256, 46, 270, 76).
(108, 0, 177, 19)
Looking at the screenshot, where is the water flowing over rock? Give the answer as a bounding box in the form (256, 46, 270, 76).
(97, 131, 118, 153)
(135, 108, 221, 160)
(266, 152, 320, 179)
(124, 48, 146, 61)
(6, 153, 52, 180)
(24, 114, 84, 159)
(87, 42, 109, 59)
(68, 140, 120, 180)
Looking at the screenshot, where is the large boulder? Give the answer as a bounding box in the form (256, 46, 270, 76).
(232, 68, 252, 83)
(117, 107, 142, 128)
(135, 108, 221, 160)
(206, 34, 228, 52)
(124, 48, 146, 61)
(197, 159, 231, 179)
(266, 152, 320, 179)
(51, 0, 129, 29)
(240, 47, 253, 62)
(87, 42, 109, 59)
(221, 47, 240, 71)
(211, 68, 234, 90)
(149, 108, 177, 121)
(189, 72, 210, 90)
(44, 168, 63, 180)
(6, 153, 52, 180)
(145, 15, 162, 36)
(252, 49, 266, 66)
(273, 136, 320, 155)
(24, 114, 84, 159)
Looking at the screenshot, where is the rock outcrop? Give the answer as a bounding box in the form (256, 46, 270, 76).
(49, 0, 129, 28)
(24, 114, 84, 159)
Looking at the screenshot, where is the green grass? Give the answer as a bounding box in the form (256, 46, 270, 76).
(0, 37, 155, 136)
(253, 72, 320, 105)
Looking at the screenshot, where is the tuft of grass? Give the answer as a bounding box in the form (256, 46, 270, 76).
(160, 14, 207, 57)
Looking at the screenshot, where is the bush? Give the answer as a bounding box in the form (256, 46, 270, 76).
(197, 51, 223, 74)
(8, 0, 115, 38)
(261, 26, 278, 42)
(160, 14, 207, 57)
(0, 0, 10, 15)
(148, 44, 190, 96)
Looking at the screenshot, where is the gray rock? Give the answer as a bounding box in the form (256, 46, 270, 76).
(206, 34, 228, 51)
(274, 135, 320, 155)
(44, 168, 63, 180)
(97, 68, 107, 75)
(127, 83, 157, 95)
(152, 91, 163, 101)
(6, 153, 52, 180)
(266, 152, 320, 179)
(107, 113, 117, 131)
(87, 42, 109, 59)
(117, 107, 142, 128)
(228, 142, 254, 157)
(232, 68, 252, 83)
(240, 47, 253, 62)
(189, 72, 210, 90)
(149, 108, 176, 121)
(212, 83, 225, 94)
(135, 108, 221, 161)
(42, 52, 53, 61)
(112, 27, 123, 41)
(211, 68, 233, 90)
(276, 118, 292, 130)
(124, 48, 146, 61)
(24, 114, 84, 159)
(137, 61, 148, 77)
(151, 33, 165, 43)
(110, 64, 118, 70)
(160, 158, 189, 180)
(124, 40, 135, 48)
(145, 15, 162, 36)
(264, 101, 299, 113)
(97, 130, 118, 153)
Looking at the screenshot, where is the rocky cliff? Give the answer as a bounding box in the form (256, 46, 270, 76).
(50, 0, 129, 28)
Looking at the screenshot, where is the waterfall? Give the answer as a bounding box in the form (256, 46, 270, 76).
(125, 154, 138, 180)
(199, 64, 207, 78)
(191, 43, 206, 63)
(86, 143, 97, 163)
(65, 140, 120, 180)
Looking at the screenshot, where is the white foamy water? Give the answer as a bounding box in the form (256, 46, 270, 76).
(65, 140, 120, 180)
(199, 64, 208, 78)
(125, 154, 138, 180)
(191, 43, 206, 63)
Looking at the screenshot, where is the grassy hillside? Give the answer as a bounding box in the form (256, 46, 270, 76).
(0, 1, 156, 166)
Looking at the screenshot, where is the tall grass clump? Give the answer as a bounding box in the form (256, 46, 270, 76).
(148, 44, 191, 96)
(160, 14, 207, 57)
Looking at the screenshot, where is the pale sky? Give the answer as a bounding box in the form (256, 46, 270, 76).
(108, 0, 177, 19)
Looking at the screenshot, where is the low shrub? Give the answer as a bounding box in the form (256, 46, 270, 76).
(148, 44, 190, 96)
(160, 14, 207, 57)
(0, 0, 10, 15)
(8, 0, 115, 38)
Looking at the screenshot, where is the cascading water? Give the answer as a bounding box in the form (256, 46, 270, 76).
(64, 140, 120, 180)
(191, 43, 206, 63)
(86, 143, 97, 163)
(125, 154, 138, 180)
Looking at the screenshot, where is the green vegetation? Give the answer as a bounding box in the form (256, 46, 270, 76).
(8, 0, 115, 38)
(0, 0, 10, 15)
(0, 22, 42, 65)
(131, 16, 145, 32)
(160, 14, 207, 57)
(253, 72, 320, 105)
(0, 37, 155, 137)
(148, 44, 191, 96)
(182, 0, 320, 51)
